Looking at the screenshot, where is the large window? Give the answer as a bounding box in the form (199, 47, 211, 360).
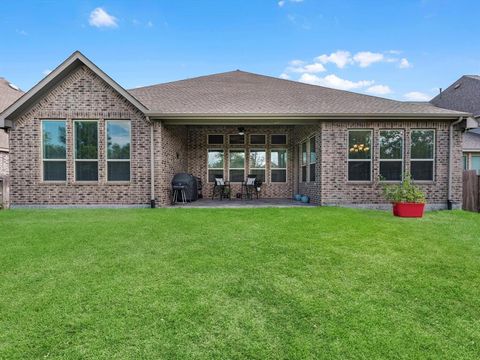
(106, 120, 131, 181)
(410, 130, 434, 181)
(348, 130, 372, 181)
(249, 149, 266, 182)
(74, 120, 98, 181)
(309, 137, 316, 182)
(379, 130, 403, 181)
(301, 142, 307, 182)
(207, 150, 224, 182)
(271, 149, 287, 182)
(42, 120, 66, 181)
(229, 150, 245, 182)
(471, 155, 480, 175)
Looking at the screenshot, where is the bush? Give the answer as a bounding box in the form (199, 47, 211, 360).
(382, 173, 426, 204)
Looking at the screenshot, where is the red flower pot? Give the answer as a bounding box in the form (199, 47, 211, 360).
(393, 202, 425, 218)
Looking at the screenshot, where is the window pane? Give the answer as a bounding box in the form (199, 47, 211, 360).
(271, 150, 287, 168)
(229, 169, 244, 182)
(301, 142, 307, 165)
(208, 134, 224, 144)
(43, 121, 66, 159)
(463, 155, 468, 170)
(348, 161, 371, 181)
(76, 161, 98, 181)
(75, 121, 98, 159)
(250, 169, 265, 182)
(411, 130, 434, 159)
(471, 156, 480, 174)
(380, 130, 403, 159)
(271, 134, 287, 144)
(249, 150, 265, 168)
(108, 161, 130, 181)
(208, 150, 224, 168)
(310, 163, 315, 182)
(43, 161, 66, 181)
(271, 169, 286, 182)
(411, 160, 433, 181)
(349, 130, 371, 160)
(208, 170, 223, 183)
(250, 134, 266, 145)
(380, 161, 402, 181)
(229, 151, 245, 168)
(302, 166, 307, 182)
(107, 121, 130, 160)
(310, 137, 316, 163)
(229, 134, 244, 145)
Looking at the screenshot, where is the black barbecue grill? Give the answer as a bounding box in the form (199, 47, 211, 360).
(171, 173, 199, 202)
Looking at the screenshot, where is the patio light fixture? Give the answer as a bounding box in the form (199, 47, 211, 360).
(238, 127, 245, 136)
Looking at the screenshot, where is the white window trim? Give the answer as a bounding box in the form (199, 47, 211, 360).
(207, 134, 224, 146)
(410, 129, 436, 182)
(228, 149, 246, 183)
(271, 134, 288, 146)
(301, 140, 308, 183)
(309, 136, 316, 182)
(73, 119, 99, 183)
(207, 149, 225, 183)
(249, 148, 266, 182)
(105, 120, 131, 183)
(271, 149, 287, 183)
(249, 134, 266, 145)
(41, 119, 67, 183)
(379, 129, 404, 183)
(347, 129, 373, 182)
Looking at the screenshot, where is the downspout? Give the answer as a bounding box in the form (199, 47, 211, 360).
(447, 116, 464, 210)
(149, 116, 156, 208)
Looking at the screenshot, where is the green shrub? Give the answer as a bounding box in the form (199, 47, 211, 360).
(382, 173, 426, 204)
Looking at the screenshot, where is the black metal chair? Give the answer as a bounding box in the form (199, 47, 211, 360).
(242, 174, 259, 200)
(212, 175, 231, 200)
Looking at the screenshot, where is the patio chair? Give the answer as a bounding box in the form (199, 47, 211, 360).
(212, 175, 231, 200)
(242, 174, 260, 200)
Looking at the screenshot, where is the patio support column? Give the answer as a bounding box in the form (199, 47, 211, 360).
(149, 116, 155, 208)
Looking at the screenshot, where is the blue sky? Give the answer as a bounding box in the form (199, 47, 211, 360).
(1, 0, 479, 101)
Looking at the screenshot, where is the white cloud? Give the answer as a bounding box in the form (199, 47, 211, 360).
(279, 73, 290, 79)
(89, 8, 118, 28)
(278, 0, 303, 6)
(353, 51, 384, 68)
(42, 69, 52, 76)
(399, 58, 412, 69)
(289, 62, 326, 74)
(404, 91, 431, 101)
(289, 59, 305, 66)
(316, 50, 352, 69)
(366, 85, 392, 95)
(299, 73, 374, 90)
(146, 20, 154, 28)
(16, 29, 28, 36)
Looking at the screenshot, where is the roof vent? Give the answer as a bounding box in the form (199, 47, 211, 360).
(8, 82, 21, 91)
(454, 83, 461, 89)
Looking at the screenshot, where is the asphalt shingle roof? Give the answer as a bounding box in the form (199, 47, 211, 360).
(128, 70, 465, 116)
(0, 77, 24, 113)
(431, 75, 480, 117)
(463, 131, 480, 150)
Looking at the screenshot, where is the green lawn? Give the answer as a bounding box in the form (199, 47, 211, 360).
(1, 208, 479, 359)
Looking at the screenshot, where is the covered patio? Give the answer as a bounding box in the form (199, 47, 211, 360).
(169, 197, 316, 208)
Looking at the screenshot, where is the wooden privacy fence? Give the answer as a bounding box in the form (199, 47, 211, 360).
(463, 170, 480, 212)
(0, 176, 10, 209)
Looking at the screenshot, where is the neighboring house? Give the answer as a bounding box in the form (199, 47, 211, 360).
(0, 78, 24, 176)
(0, 51, 472, 209)
(431, 75, 480, 174)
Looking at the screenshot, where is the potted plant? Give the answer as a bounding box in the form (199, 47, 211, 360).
(382, 173, 426, 218)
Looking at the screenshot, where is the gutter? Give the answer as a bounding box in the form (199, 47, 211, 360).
(149, 116, 155, 208)
(448, 117, 465, 210)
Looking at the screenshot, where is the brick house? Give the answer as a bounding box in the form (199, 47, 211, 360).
(0, 51, 473, 209)
(0, 77, 24, 177)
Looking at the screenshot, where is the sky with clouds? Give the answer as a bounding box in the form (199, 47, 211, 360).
(1, 0, 479, 101)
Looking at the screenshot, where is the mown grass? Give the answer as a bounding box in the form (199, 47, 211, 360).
(0, 207, 479, 359)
